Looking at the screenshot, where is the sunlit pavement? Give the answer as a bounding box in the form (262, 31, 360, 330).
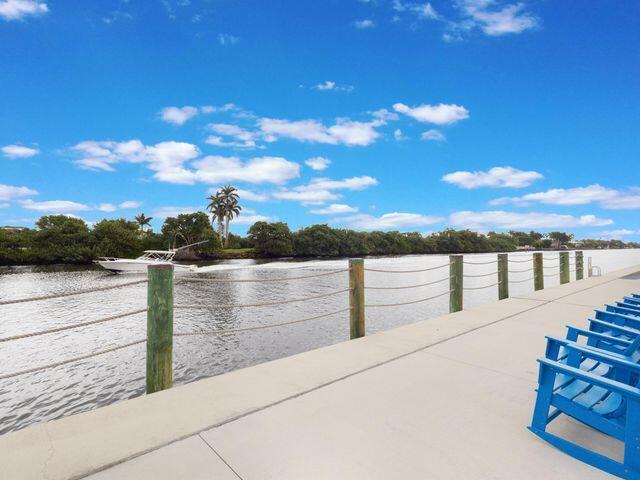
(4, 267, 640, 479)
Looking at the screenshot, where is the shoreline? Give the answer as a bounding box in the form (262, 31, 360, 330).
(0, 247, 631, 270)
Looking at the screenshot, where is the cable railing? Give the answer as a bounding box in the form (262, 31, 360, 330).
(0, 250, 590, 396)
(0, 279, 147, 306)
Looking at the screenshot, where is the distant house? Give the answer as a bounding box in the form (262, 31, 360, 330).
(0, 226, 26, 233)
(516, 245, 535, 251)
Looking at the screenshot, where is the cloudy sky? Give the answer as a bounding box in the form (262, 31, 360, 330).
(1, 0, 638, 239)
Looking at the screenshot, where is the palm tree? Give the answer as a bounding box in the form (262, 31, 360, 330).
(134, 213, 153, 236)
(206, 194, 225, 244)
(224, 197, 242, 247)
(219, 185, 241, 248)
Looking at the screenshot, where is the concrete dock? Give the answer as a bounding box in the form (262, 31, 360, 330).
(3, 266, 640, 479)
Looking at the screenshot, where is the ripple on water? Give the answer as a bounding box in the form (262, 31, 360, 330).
(1, 250, 639, 435)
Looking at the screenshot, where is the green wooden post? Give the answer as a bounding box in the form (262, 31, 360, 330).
(497, 253, 509, 300)
(533, 252, 544, 291)
(146, 264, 173, 394)
(449, 255, 463, 313)
(560, 251, 570, 284)
(575, 251, 584, 280)
(349, 258, 365, 339)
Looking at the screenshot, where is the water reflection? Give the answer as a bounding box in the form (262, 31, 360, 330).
(1, 250, 639, 435)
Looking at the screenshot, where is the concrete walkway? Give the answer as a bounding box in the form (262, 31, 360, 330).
(3, 266, 640, 480)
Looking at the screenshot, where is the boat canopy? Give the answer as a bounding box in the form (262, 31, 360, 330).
(137, 250, 176, 261)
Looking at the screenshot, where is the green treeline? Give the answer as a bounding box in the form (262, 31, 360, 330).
(1, 213, 637, 266)
(0, 212, 640, 265)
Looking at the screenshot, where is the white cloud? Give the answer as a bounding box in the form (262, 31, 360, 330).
(2, 144, 40, 158)
(192, 156, 300, 185)
(71, 139, 300, 186)
(97, 200, 142, 212)
(338, 212, 442, 230)
(310, 204, 359, 215)
(273, 189, 340, 205)
(234, 214, 275, 225)
(598, 229, 639, 239)
(119, 200, 142, 209)
(274, 175, 378, 205)
(393, 129, 408, 141)
(449, 210, 613, 231)
(354, 19, 375, 29)
(313, 80, 354, 93)
(490, 184, 618, 206)
(458, 0, 539, 36)
(160, 106, 199, 126)
(602, 192, 640, 210)
(393, 1, 439, 19)
(20, 199, 91, 213)
(371, 108, 399, 122)
(258, 117, 382, 147)
(200, 103, 236, 114)
(394, 102, 470, 125)
(218, 33, 239, 45)
(0, 0, 48, 21)
(152, 206, 201, 218)
(305, 156, 331, 171)
(491, 184, 640, 210)
(0, 184, 37, 201)
(421, 129, 445, 141)
(206, 123, 260, 149)
(442, 166, 543, 189)
(232, 188, 269, 202)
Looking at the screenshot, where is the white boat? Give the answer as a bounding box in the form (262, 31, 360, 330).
(96, 241, 207, 273)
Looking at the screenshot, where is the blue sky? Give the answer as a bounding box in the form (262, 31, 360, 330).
(1, 0, 639, 239)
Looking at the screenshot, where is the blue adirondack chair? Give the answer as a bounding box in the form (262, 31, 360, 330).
(547, 330, 640, 376)
(607, 304, 640, 318)
(530, 341, 640, 479)
(622, 297, 640, 308)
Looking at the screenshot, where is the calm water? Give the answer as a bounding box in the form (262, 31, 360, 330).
(1, 249, 639, 435)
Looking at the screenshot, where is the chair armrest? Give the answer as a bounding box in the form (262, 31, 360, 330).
(538, 358, 640, 400)
(589, 318, 639, 337)
(546, 337, 640, 372)
(596, 309, 640, 329)
(564, 326, 631, 347)
(608, 304, 640, 318)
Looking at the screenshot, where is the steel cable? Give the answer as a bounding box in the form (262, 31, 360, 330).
(364, 264, 449, 273)
(174, 308, 350, 336)
(365, 276, 450, 290)
(509, 267, 534, 274)
(0, 339, 146, 380)
(507, 258, 533, 263)
(174, 288, 350, 309)
(463, 281, 501, 291)
(463, 271, 498, 278)
(463, 259, 498, 265)
(365, 289, 451, 308)
(0, 279, 148, 306)
(0, 308, 147, 343)
(509, 277, 535, 284)
(179, 268, 349, 284)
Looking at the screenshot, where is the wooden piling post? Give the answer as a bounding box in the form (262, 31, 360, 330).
(349, 258, 365, 339)
(498, 253, 509, 300)
(587, 256, 593, 278)
(560, 252, 570, 284)
(533, 252, 544, 291)
(146, 264, 173, 394)
(575, 251, 584, 280)
(449, 255, 463, 313)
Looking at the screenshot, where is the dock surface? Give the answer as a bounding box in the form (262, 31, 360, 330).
(3, 266, 640, 479)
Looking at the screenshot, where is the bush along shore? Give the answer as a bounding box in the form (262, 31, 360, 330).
(1, 214, 638, 266)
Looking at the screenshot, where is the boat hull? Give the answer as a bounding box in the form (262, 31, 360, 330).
(97, 260, 195, 273)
